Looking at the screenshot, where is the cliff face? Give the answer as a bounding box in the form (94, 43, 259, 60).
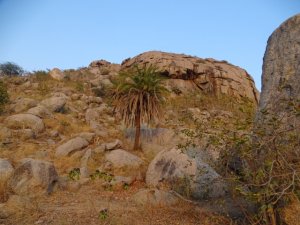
(121, 51, 259, 104)
(259, 14, 300, 117)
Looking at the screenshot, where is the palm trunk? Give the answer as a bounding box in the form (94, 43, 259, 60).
(133, 110, 141, 150)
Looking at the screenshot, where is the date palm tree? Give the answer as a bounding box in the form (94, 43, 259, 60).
(112, 65, 167, 150)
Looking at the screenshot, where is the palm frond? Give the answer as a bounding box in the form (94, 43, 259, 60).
(112, 64, 168, 127)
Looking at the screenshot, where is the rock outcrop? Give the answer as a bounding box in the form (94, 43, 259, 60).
(257, 14, 300, 128)
(146, 148, 227, 199)
(88, 59, 121, 76)
(121, 51, 259, 103)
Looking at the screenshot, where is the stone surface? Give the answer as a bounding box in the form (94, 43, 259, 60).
(81, 148, 92, 167)
(105, 139, 122, 150)
(105, 149, 143, 169)
(49, 68, 66, 80)
(55, 137, 89, 157)
(27, 105, 52, 118)
(4, 114, 44, 133)
(10, 98, 37, 113)
(8, 158, 58, 195)
(257, 14, 300, 129)
(0, 159, 14, 185)
(132, 189, 179, 206)
(40, 96, 66, 112)
(77, 132, 95, 143)
(0, 126, 12, 142)
(146, 148, 227, 199)
(122, 51, 259, 103)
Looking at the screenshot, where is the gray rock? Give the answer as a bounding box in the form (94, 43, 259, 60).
(77, 132, 95, 143)
(4, 114, 44, 134)
(132, 189, 179, 206)
(8, 158, 58, 195)
(55, 137, 89, 157)
(105, 139, 122, 150)
(85, 105, 108, 124)
(146, 148, 227, 199)
(257, 14, 300, 130)
(27, 105, 52, 118)
(105, 149, 143, 169)
(0, 159, 14, 185)
(40, 96, 66, 112)
(81, 148, 92, 167)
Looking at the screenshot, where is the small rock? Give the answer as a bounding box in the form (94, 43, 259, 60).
(132, 189, 179, 206)
(55, 137, 89, 157)
(105, 139, 122, 150)
(50, 130, 59, 137)
(49, 68, 66, 81)
(27, 105, 52, 118)
(105, 149, 143, 168)
(77, 132, 95, 143)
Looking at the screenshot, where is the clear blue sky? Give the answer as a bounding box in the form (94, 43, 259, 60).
(0, 0, 299, 89)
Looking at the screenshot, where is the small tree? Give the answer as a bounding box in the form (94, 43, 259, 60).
(0, 80, 9, 112)
(112, 65, 167, 150)
(0, 62, 24, 76)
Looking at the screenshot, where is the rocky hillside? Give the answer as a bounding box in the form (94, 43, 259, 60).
(0, 51, 259, 224)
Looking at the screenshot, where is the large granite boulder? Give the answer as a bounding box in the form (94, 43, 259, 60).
(146, 148, 226, 199)
(4, 114, 44, 134)
(8, 158, 58, 195)
(257, 14, 300, 129)
(121, 51, 259, 103)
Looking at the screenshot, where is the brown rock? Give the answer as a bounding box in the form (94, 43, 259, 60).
(49, 68, 66, 80)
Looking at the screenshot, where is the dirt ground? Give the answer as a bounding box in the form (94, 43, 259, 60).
(1, 181, 233, 225)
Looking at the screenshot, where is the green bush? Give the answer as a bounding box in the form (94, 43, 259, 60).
(0, 80, 9, 113)
(0, 62, 24, 76)
(33, 70, 50, 82)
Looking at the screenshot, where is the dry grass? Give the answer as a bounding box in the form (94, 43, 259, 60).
(1, 182, 233, 225)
